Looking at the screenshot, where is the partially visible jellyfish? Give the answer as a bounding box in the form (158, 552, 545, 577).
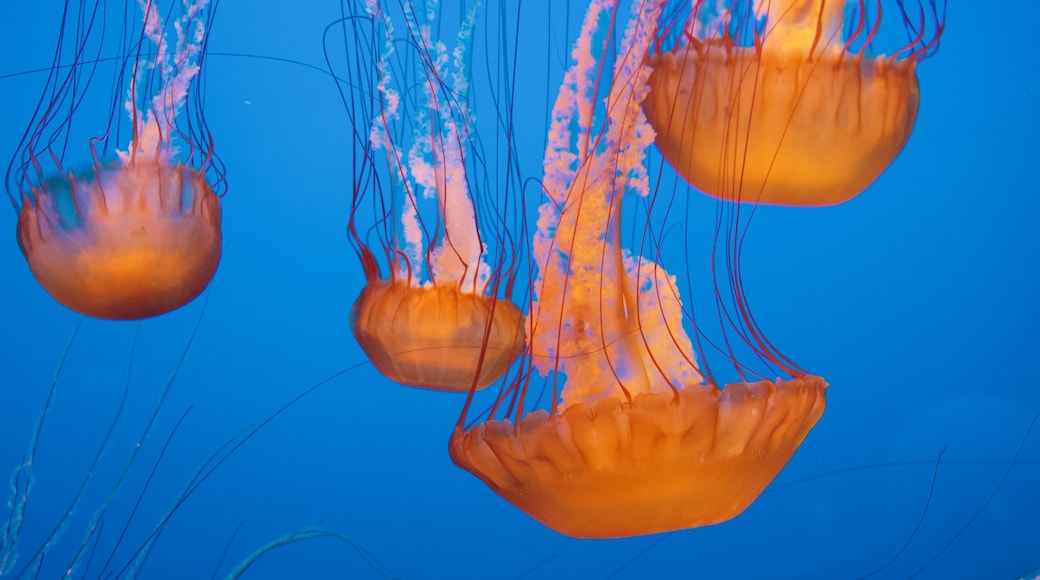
(5, 0, 224, 320)
(643, 0, 946, 206)
(339, 0, 525, 391)
(450, 0, 826, 538)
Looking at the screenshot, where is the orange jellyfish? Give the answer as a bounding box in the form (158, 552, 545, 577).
(341, 1, 525, 392)
(643, 0, 946, 206)
(450, 0, 826, 538)
(6, 0, 223, 320)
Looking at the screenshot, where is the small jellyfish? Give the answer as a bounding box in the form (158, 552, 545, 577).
(643, 0, 945, 206)
(342, 0, 525, 392)
(450, 0, 826, 539)
(7, 0, 223, 320)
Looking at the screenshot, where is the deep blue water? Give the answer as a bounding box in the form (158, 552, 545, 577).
(0, 1, 1037, 578)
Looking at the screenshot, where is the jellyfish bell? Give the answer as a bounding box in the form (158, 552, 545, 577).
(643, 0, 946, 206)
(450, 0, 825, 539)
(340, 0, 525, 392)
(17, 160, 221, 320)
(351, 277, 526, 392)
(452, 378, 826, 537)
(7, 0, 224, 320)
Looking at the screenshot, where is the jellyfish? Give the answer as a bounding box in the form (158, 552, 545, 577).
(449, 0, 826, 538)
(6, 0, 223, 320)
(642, 0, 945, 206)
(340, 0, 525, 392)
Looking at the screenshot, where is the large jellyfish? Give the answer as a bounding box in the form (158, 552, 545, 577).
(643, 0, 945, 206)
(450, 0, 826, 538)
(6, 0, 223, 320)
(342, 0, 525, 392)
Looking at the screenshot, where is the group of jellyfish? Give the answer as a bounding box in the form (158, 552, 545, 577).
(6, 0, 944, 544)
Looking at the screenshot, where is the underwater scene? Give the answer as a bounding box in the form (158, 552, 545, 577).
(0, 1, 1037, 578)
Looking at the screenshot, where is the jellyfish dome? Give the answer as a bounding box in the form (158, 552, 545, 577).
(344, 1, 525, 392)
(351, 277, 525, 391)
(643, 0, 945, 206)
(450, 0, 826, 538)
(8, 0, 223, 320)
(17, 162, 221, 320)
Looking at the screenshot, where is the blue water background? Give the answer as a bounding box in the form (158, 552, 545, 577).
(0, 1, 1037, 578)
